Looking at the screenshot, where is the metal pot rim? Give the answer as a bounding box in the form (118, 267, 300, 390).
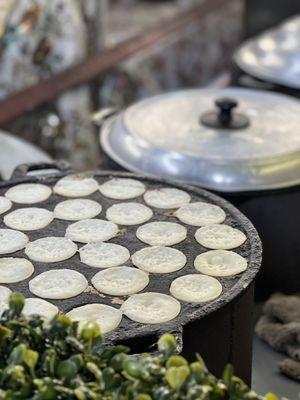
(99, 90, 300, 192)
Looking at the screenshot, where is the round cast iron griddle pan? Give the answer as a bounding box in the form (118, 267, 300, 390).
(0, 162, 262, 350)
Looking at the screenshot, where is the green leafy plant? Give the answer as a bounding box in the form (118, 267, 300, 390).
(0, 293, 285, 400)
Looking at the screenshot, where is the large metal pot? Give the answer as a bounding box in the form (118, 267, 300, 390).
(94, 87, 300, 299)
(233, 14, 300, 91)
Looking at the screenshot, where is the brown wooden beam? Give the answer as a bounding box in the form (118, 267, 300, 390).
(0, 0, 227, 127)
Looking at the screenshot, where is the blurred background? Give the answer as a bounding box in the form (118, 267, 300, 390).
(0, 0, 298, 174)
(0, 1, 300, 397)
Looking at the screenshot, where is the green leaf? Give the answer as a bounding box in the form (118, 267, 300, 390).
(195, 353, 207, 371)
(100, 367, 119, 391)
(265, 393, 278, 400)
(8, 293, 24, 316)
(165, 366, 190, 390)
(8, 344, 38, 378)
(109, 353, 127, 372)
(80, 321, 101, 340)
(23, 349, 39, 372)
(35, 386, 57, 400)
(86, 362, 102, 380)
(65, 336, 84, 352)
(34, 378, 72, 399)
(134, 394, 152, 400)
(69, 355, 84, 371)
(123, 359, 142, 379)
(166, 355, 188, 369)
(8, 344, 26, 365)
(0, 325, 11, 343)
(51, 314, 72, 329)
(7, 365, 26, 388)
(222, 364, 234, 389)
(157, 334, 177, 356)
(56, 360, 78, 381)
(74, 387, 87, 400)
(190, 361, 206, 384)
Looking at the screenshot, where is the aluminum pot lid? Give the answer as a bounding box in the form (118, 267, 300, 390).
(234, 15, 300, 89)
(0, 130, 51, 180)
(100, 87, 300, 192)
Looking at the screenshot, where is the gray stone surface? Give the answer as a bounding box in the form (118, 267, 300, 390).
(252, 335, 300, 399)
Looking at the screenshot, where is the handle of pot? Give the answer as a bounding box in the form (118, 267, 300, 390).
(92, 107, 119, 127)
(215, 98, 237, 126)
(200, 97, 250, 130)
(11, 160, 72, 179)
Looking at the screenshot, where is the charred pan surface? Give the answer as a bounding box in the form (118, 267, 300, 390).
(0, 166, 262, 345)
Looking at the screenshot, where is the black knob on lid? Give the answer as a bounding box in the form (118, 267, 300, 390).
(200, 97, 249, 130)
(216, 98, 237, 126)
